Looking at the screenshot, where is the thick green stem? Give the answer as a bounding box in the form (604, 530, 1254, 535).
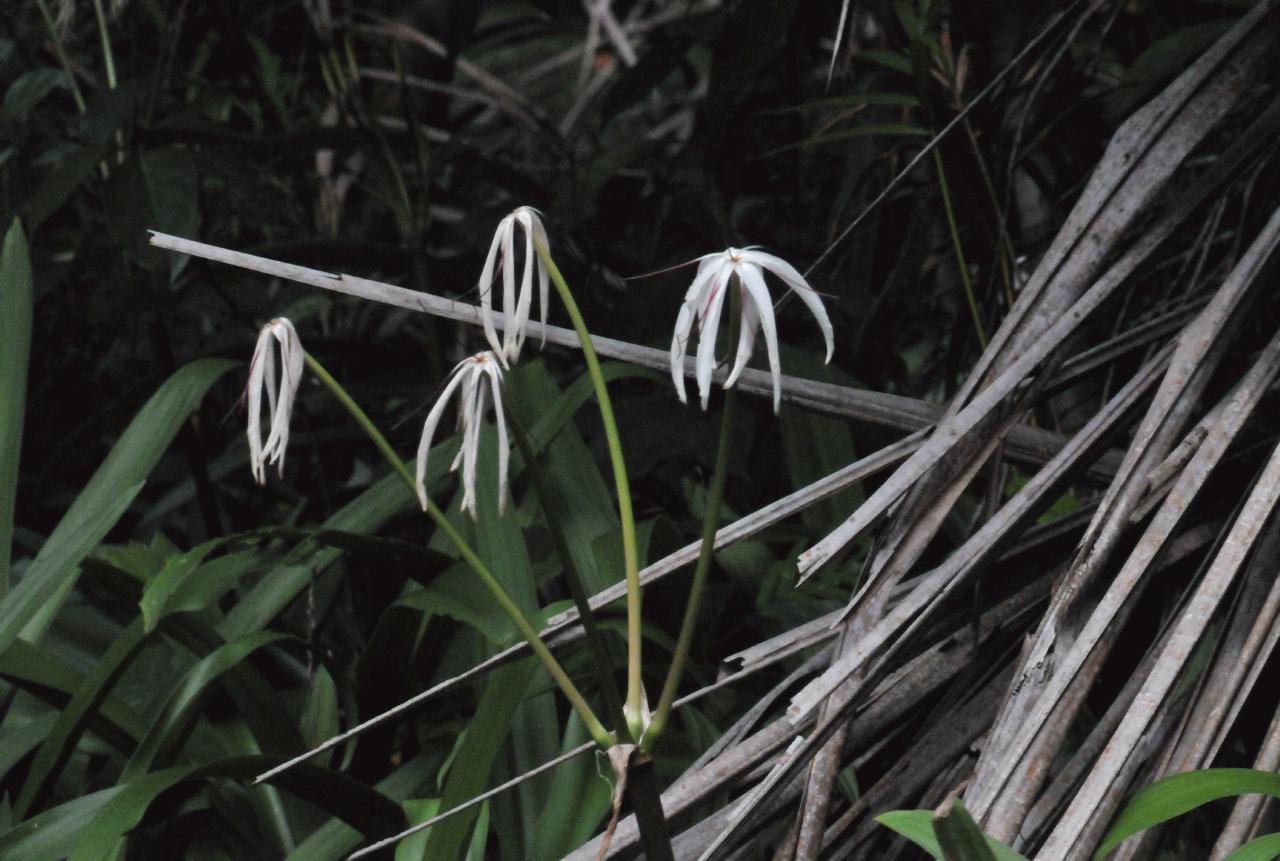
(644, 387, 736, 750)
(933, 147, 987, 349)
(89, 0, 118, 91)
(534, 246, 646, 739)
(507, 409, 630, 740)
(34, 0, 88, 115)
(303, 352, 612, 747)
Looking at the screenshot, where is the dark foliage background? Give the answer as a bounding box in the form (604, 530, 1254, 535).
(3, 1, 1279, 859)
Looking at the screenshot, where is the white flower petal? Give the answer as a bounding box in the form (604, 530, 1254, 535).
(477, 222, 507, 361)
(724, 286, 762, 390)
(695, 266, 731, 409)
(670, 304, 696, 404)
(246, 326, 272, 485)
(484, 362, 510, 516)
(247, 318, 305, 484)
(499, 220, 518, 364)
(737, 264, 783, 412)
(416, 361, 470, 510)
(742, 249, 834, 363)
(669, 261, 721, 404)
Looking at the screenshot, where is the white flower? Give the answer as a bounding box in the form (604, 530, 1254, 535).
(669, 247, 834, 412)
(247, 318, 305, 484)
(415, 351, 511, 519)
(477, 206, 550, 366)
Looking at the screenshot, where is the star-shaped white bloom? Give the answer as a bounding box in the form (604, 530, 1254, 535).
(670, 247, 834, 412)
(247, 317, 305, 484)
(416, 351, 511, 519)
(478, 206, 550, 366)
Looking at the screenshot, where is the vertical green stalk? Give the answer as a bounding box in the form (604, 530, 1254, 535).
(33, 0, 88, 114)
(933, 147, 987, 349)
(506, 409, 629, 739)
(303, 352, 612, 747)
(534, 245, 646, 739)
(644, 387, 736, 749)
(89, 0, 119, 90)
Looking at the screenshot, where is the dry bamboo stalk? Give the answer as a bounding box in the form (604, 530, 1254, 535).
(952, 0, 1279, 409)
(147, 231, 1127, 480)
(797, 19, 1280, 583)
(1212, 703, 1280, 859)
(967, 203, 1280, 832)
(984, 316, 1280, 857)
(788, 346, 1168, 721)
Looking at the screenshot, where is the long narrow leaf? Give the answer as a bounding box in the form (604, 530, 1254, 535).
(0, 358, 236, 655)
(0, 219, 32, 593)
(1095, 769, 1280, 859)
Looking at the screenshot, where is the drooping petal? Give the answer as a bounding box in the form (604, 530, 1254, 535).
(484, 361, 511, 516)
(246, 325, 272, 485)
(460, 372, 487, 518)
(737, 263, 783, 412)
(724, 285, 762, 390)
(670, 304, 696, 404)
(529, 212, 551, 346)
(499, 218, 518, 364)
(669, 259, 722, 404)
(509, 212, 535, 362)
(741, 249, 834, 363)
(415, 360, 471, 510)
(477, 221, 507, 362)
(695, 264, 731, 409)
(263, 319, 304, 476)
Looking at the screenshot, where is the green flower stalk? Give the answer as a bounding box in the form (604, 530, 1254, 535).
(240, 320, 611, 748)
(527, 239, 647, 740)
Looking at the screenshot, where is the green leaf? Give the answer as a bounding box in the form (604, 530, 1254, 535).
(1224, 832, 1280, 861)
(762, 123, 929, 157)
(1095, 769, 1280, 859)
(933, 798, 998, 861)
(0, 358, 236, 656)
(3, 68, 67, 126)
(103, 147, 200, 277)
(0, 787, 124, 861)
(20, 83, 137, 232)
(0, 638, 147, 756)
(14, 616, 149, 817)
(858, 48, 915, 74)
(286, 755, 437, 861)
(138, 541, 218, 632)
(877, 810, 943, 857)
(121, 631, 291, 781)
(69, 758, 407, 861)
(0, 219, 32, 592)
(875, 810, 1027, 861)
(421, 659, 537, 861)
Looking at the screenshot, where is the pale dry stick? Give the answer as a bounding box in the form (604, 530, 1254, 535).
(804, 0, 1087, 280)
(823, 667, 1015, 858)
(974, 311, 1280, 855)
(797, 11, 1280, 584)
(1212, 699, 1280, 859)
(788, 411, 1029, 860)
(788, 345, 1170, 720)
(149, 230, 1105, 474)
(967, 202, 1280, 829)
(251, 432, 919, 785)
(346, 742, 595, 860)
(348, 636, 830, 859)
(1012, 520, 1222, 850)
(951, 0, 1278, 409)
(570, 567, 1049, 861)
(975, 308, 1241, 834)
(1040, 432, 1280, 859)
(1108, 519, 1280, 860)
